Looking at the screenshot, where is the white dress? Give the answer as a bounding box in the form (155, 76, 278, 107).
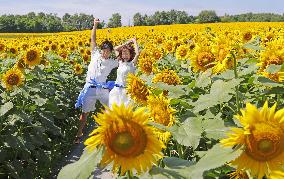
(109, 60, 136, 108)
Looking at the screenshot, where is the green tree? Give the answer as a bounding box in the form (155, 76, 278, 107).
(107, 13, 122, 28)
(133, 13, 144, 26)
(198, 10, 220, 23)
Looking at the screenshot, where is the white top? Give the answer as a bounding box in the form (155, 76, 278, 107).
(85, 48, 118, 83)
(115, 60, 136, 86)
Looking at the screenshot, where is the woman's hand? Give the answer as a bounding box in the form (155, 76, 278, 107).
(93, 18, 100, 28)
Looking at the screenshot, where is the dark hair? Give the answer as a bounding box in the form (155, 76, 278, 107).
(117, 44, 136, 62)
(100, 40, 113, 51)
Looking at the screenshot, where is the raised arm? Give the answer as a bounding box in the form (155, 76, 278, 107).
(114, 39, 132, 52)
(91, 18, 100, 51)
(132, 37, 140, 65)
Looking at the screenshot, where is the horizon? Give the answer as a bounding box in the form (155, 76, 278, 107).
(0, 0, 283, 25)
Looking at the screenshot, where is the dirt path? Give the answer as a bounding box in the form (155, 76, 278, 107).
(51, 121, 115, 179)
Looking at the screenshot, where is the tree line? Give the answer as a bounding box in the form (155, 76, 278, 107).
(0, 10, 283, 33)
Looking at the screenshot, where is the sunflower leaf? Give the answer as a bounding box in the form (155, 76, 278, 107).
(184, 143, 242, 178)
(169, 117, 203, 149)
(57, 147, 103, 179)
(0, 101, 14, 117)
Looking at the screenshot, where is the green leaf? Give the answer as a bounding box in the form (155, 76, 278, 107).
(163, 157, 195, 169)
(257, 76, 282, 87)
(150, 82, 186, 98)
(32, 95, 48, 106)
(265, 64, 282, 74)
(57, 147, 103, 179)
(195, 72, 211, 88)
(193, 79, 241, 113)
(185, 144, 242, 178)
(141, 166, 187, 179)
(0, 101, 13, 117)
(169, 117, 203, 149)
(202, 118, 228, 140)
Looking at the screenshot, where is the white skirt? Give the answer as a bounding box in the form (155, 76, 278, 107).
(109, 87, 133, 108)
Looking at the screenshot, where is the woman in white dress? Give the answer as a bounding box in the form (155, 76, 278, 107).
(109, 38, 140, 108)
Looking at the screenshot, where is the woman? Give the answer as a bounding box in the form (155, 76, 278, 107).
(74, 18, 118, 144)
(109, 38, 140, 108)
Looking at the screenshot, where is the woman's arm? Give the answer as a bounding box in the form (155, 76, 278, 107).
(114, 39, 132, 52)
(132, 37, 140, 66)
(91, 18, 100, 51)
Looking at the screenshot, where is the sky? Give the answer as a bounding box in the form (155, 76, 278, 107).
(0, 0, 283, 25)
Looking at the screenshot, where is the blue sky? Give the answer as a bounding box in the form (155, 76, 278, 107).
(0, 0, 283, 25)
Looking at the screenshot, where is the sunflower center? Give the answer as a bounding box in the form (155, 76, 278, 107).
(258, 139, 273, 153)
(7, 74, 20, 85)
(179, 48, 187, 57)
(197, 52, 215, 69)
(27, 50, 37, 62)
(108, 121, 147, 157)
(243, 33, 252, 41)
(76, 66, 81, 71)
(245, 123, 284, 161)
(268, 55, 283, 65)
(112, 132, 134, 151)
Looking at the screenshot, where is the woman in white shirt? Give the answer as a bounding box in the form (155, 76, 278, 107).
(109, 38, 140, 108)
(74, 18, 118, 144)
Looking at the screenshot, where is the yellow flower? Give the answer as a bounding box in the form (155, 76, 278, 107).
(175, 45, 189, 60)
(152, 69, 181, 85)
(126, 73, 150, 105)
(84, 104, 165, 175)
(147, 94, 176, 142)
(163, 40, 175, 54)
(151, 47, 163, 61)
(0, 43, 5, 52)
(221, 101, 284, 178)
(190, 43, 216, 72)
(262, 71, 284, 83)
(259, 39, 284, 71)
(23, 48, 41, 67)
(242, 31, 254, 42)
(138, 57, 155, 75)
(2, 68, 25, 90)
(74, 63, 83, 75)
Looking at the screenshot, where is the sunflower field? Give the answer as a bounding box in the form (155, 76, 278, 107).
(1, 22, 284, 179)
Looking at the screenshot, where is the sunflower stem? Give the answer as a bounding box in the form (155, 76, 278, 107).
(177, 143, 183, 158)
(232, 52, 241, 114)
(127, 170, 132, 179)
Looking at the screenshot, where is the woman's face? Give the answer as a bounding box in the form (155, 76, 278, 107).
(121, 49, 131, 61)
(101, 48, 111, 59)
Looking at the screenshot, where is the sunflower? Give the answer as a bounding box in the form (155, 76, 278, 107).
(190, 42, 216, 72)
(84, 104, 165, 175)
(147, 94, 176, 142)
(0, 43, 5, 52)
(262, 71, 284, 83)
(126, 73, 150, 105)
(138, 57, 155, 75)
(2, 68, 25, 90)
(151, 47, 163, 61)
(15, 59, 26, 71)
(242, 31, 254, 42)
(152, 69, 181, 85)
(259, 39, 284, 71)
(221, 101, 284, 178)
(175, 45, 189, 60)
(23, 48, 41, 67)
(74, 63, 83, 75)
(163, 40, 175, 54)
